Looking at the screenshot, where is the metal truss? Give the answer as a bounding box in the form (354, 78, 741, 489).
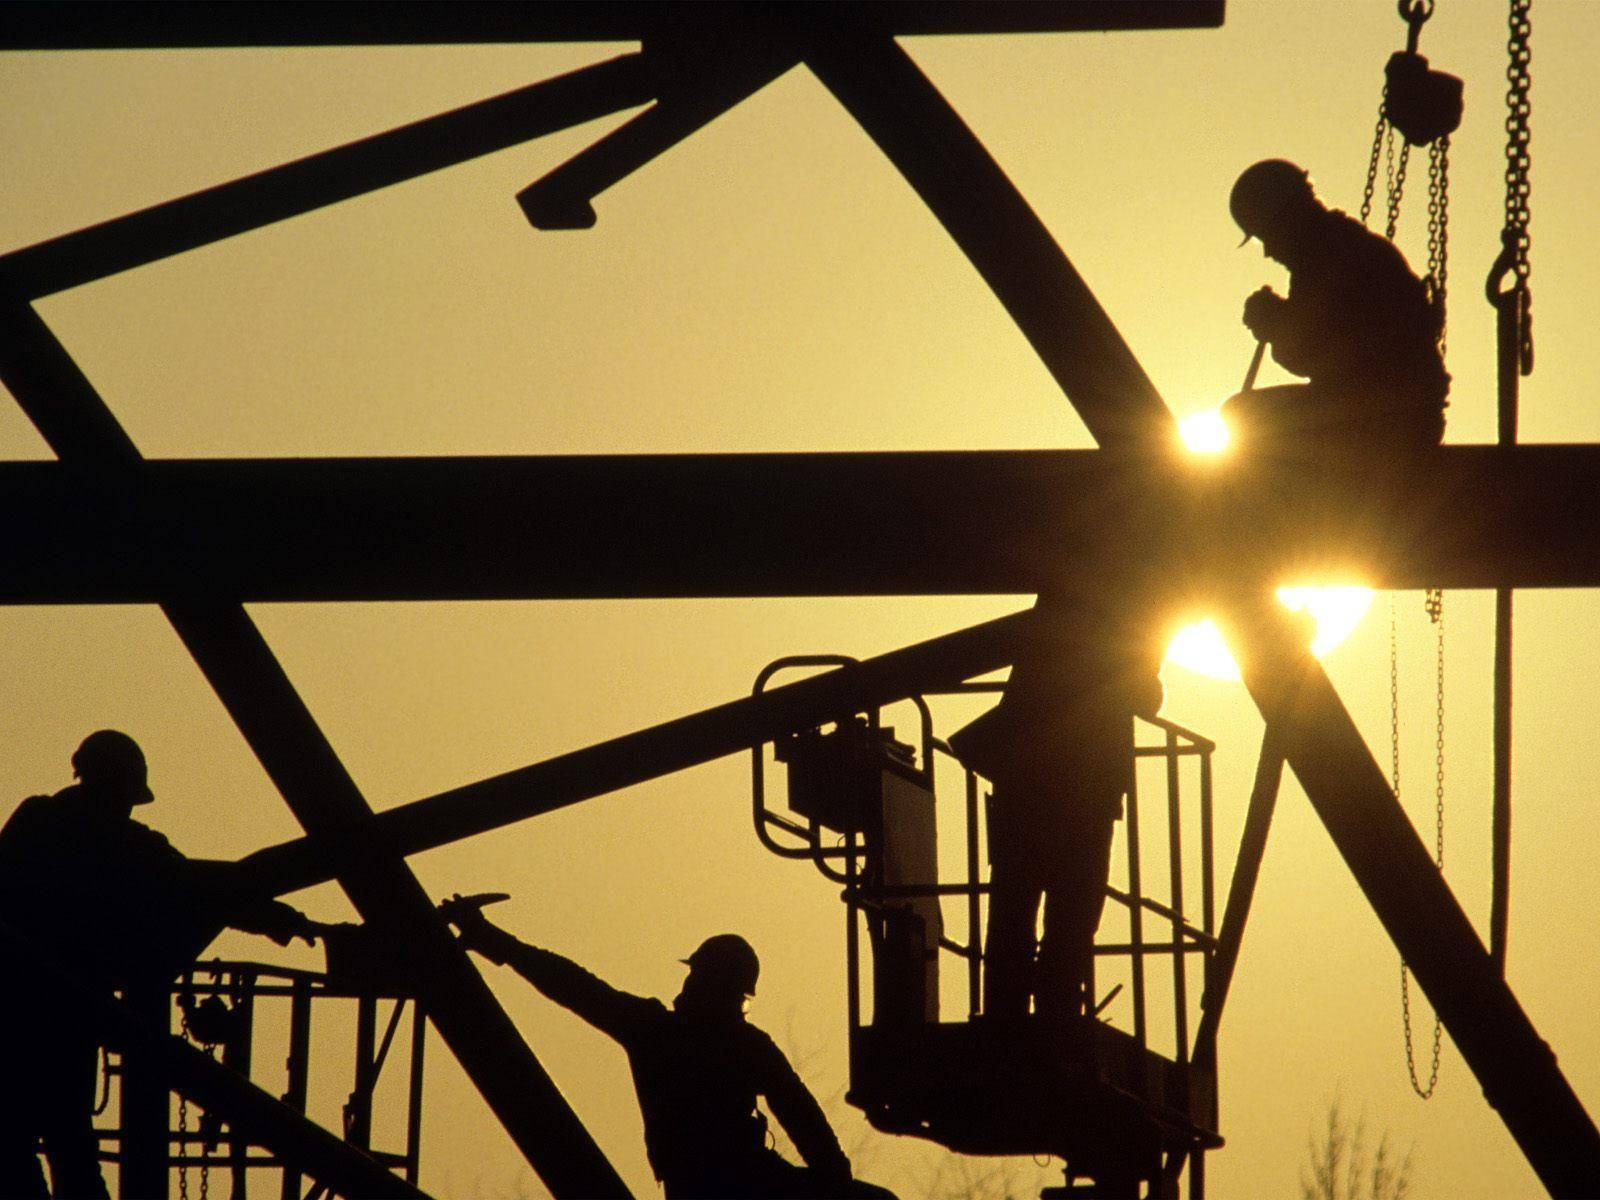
(4, 3, 1598, 1195)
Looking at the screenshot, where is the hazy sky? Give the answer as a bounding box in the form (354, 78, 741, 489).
(4, 2, 1599, 1196)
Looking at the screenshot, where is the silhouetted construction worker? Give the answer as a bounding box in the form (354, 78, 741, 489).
(1222, 158, 1449, 453)
(0, 730, 318, 1199)
(444, 905, 896, 1200)
(950, 597, 1164, 1022)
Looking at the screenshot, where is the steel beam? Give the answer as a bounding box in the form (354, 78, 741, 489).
(4, 446, 1599, 601)
(1222, 597, 1600, 1197)
(0, 2, 1225, 50)
(0, 54, 655, 300)
(236, 610, 1033, 899)
(517, 31, 800, 229)
(0, 302, 632, 1198)
(805, 34, 1171, 447)
(1192, 732, 1283, 1072)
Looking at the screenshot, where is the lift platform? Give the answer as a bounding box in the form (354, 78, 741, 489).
(753, 657, 1224, 1198)
(95, 940, 426, 1200)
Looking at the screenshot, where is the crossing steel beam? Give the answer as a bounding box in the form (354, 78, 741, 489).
(237, 610, 1033, 898)
(0, 54, 655, 301)
(0, 302, 631, 1198)
(1222, 596, 1600, 1197)
(806, 33, 1171, 447)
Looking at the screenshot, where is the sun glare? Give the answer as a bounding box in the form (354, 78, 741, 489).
(1164, 586, 1375, 680)
(1177, 409, 1231, 454)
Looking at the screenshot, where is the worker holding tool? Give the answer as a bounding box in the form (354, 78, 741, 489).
(442, 896, 896, 1199)
(1221, 158, 1450, 453)
(0, 731, 319, 1199)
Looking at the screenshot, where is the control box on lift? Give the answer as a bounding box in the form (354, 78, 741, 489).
(775, 718, 943, 1025)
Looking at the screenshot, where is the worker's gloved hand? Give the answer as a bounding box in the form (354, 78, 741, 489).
(263, 903, 320, 948)
(1242, 285, 1285, 339)
(439, 892, 516, 964)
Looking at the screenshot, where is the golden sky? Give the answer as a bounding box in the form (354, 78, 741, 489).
(4, 2, 1599, 1196)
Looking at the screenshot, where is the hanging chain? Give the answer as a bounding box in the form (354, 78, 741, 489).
(177, 981, 217, 1200)
(1361, 101, 1389, 228)
(1504, 0, 1533, 370)
(1392, 591, 1447, 1098)
(1427, 137, 1451, 355)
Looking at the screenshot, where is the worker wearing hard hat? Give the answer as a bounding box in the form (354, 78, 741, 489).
(445, 902, 896, 1199)
(1223, 158, 1449, 452)
(0, 731, 320, 1199)
(950, 593, 1165, 1023)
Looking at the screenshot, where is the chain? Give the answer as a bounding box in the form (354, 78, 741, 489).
(177, 983, 215, 1200)
(1427, 137, 1451, 355)
(1386, 128, 1412, 241)
(177, 1089, 190, 1200)
(1392, 592, 1446, 1098)
(1360, 101, 1389, 228)
(1505, 0, 1533, 370)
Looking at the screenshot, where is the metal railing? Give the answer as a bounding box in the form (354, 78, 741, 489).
(751, 663, 1217, 1062)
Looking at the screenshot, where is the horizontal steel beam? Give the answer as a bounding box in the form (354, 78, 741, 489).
(2, 445, 1597, 600)
(0, 2, 1225, 49)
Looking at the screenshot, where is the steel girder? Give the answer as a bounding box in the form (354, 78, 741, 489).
(1, 446, 1597, 601)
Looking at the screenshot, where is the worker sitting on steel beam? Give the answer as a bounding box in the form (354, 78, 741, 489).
(1222, 158, 1449, 453)
(0, 730, 320, 1199)
(444, 902, 896, 1200)
(950, 594, 1164, 1023)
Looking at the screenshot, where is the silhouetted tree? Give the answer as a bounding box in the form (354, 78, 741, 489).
(1300, 1099, 1413, 1200)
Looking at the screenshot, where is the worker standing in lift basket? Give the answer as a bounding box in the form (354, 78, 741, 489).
(444, 899, 896, 1200)
(1221, 158, 1449, 453)
(951, 595, 1165, 1023)
(0, 731, 320, 1199)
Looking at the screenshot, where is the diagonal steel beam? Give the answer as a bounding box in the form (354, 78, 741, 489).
(0, 54, 654, 300)
(1192, 730, 1283, 1072)
(1221, 595, 1600, 1197)
(236, 609, 1034, 899)
(517, 30, 800, 229)
(0, 301, 631, 1197)
(805, 32, 1173, 447)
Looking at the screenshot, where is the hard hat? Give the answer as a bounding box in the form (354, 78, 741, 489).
(681, 933, 760, 997)
(1229, 159, 1314, 243)
(71, 729, 154, 805)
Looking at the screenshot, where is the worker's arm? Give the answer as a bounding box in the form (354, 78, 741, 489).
(451, 909, 644, 1042)
(753, 1031, 854, 1186)
(184, 858, 319, 946)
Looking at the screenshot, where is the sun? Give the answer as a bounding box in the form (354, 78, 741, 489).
(1164, 587, 1374, 680)
(1177, 408, 1231, 454)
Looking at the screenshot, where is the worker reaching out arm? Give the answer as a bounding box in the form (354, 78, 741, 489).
(443, 897, 895, 1200)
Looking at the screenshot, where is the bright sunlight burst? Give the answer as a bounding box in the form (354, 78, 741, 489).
(1164, 587, 1374, 680)
(1177, 408, 1231, 454)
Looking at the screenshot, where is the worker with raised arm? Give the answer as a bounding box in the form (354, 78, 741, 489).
(0, 730, 319, 1199)
(1222, 158, 1450, 453)
(444, 901, 896, 1200)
